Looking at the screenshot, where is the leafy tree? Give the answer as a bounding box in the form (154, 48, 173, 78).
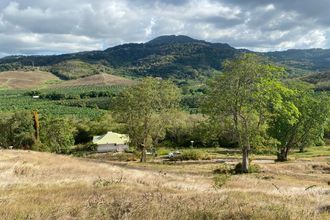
(114, 77, 181, 162)
(9, 111, 36, 149)
(72, 113, 123, 144)
(165, 110, 209, 147)
(268, 90, 329, 161)
(204, 54, 287, 172)
(0, 116, 12, 148)
(40, 117, 75, 154)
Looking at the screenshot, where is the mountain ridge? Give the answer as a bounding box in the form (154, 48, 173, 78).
(1, 35, 330, 79)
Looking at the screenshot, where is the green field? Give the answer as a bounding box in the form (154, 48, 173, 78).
(0, 85, 125, 119)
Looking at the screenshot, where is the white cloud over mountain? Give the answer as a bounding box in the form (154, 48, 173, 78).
(0, 0, 329, 56)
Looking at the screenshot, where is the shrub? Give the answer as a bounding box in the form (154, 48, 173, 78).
(180, 149, 208, 160)
(74, 143, 97, 153)
(213, 174, 230, 188)
(157, 147, 171, 156)
(213, 164, 232, 174)
(233, 162, 261, 174)
(31, 142, 50, 152)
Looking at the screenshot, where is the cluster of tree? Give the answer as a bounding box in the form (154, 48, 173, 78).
(113, 54, 330, 172)
(0, 112, 74, 154)
(2, 54, 329, 174)
(26, 90, 117, 100)
(0, 62, 24, 72)
(113, 78, 181, 162)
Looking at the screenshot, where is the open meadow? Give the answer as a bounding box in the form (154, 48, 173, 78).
(0, 147, 329, 220)
(0, 71, 60, 90)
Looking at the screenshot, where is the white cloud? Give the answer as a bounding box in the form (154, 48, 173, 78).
(0, 0, 330, 57)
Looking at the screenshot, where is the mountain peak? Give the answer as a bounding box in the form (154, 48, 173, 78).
(147, 35, 204, 45)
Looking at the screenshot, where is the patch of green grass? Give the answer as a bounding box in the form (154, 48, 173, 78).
(291, 145, 330, 158)
(213, 174, 231, 188)
(180, 149, 211, 160)
(157, 147, 172, 156)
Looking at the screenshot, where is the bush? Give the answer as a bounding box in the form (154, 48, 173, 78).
(31, 142, 50, 152)
(213, 164, 231, 174)
(213, 174, 230, 188)
(233, 162, 261, 174)
(74, 142, 97, 152)
(157, 147, 171, 156)
(180, 149, 208, 160)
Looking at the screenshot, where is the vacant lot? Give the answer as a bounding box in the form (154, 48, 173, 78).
(0, 150, 329, 219)
(0, 71, 59, 89)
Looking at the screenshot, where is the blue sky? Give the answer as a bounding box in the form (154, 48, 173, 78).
(0, 0, 329, 57)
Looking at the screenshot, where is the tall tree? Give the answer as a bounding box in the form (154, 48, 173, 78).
(204, 54, 287, 172)
(268, 90, 329, 161)
(0, 115, 12, 148)
(40, 117, 75, 154)
(9, 111, 36, 149)
(114, 77, 181, 162)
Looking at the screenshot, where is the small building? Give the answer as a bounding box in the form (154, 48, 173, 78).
(93, 131, 129, 153)
(32, 96, 40, 99)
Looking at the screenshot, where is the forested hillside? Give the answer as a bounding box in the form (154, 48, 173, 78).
(0, 35, 240, 79)
(2, 35, 330, 81)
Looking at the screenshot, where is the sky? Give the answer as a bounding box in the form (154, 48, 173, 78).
(0, 0, 329, 57)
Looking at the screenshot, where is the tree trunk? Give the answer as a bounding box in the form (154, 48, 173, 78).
(242, 147, 249, 173)
(140, 146, 147, 162)
(277, 147, 288, 161)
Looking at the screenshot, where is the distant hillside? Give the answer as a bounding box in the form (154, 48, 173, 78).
(300, 71, 330, 91)
(53, 73, 135, 88)
(0, 35, 241, 79)
(265, 49, 330, 74)
(1, 35, 330, 79)
(0, 70, 59, 90)
(49, 60, 116, 80)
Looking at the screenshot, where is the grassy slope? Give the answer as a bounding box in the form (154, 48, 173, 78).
(0, 149, 328, 219)
(49, 60, 114, 79)
(0, 70, 60, 90)
(52, 73, 136, 88)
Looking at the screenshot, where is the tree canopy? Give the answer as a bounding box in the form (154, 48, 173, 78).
(204, 54, 290, 172)
(114, 77, 181, 162)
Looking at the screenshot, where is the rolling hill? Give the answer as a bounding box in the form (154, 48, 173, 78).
(1, 35, 330, 80)
(299, 71, 330, 91)
(0, 70, 60, 90)
(0, 35, 242, 79)
(53, 73, 135, 88)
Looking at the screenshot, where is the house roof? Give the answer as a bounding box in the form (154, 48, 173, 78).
(93, 131, 129, 145)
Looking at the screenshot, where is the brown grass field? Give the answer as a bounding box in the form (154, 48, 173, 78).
(0, 71, 135, 90)
(52, 73, 136, 88)
(0, 71, 60, 90)
(0, 150, 329, 220)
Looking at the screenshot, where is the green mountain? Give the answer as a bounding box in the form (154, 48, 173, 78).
(1, 35, 330, 79)
(299, 71, 330, 91)
(0, 35, 241, 79)
(264, 48, 330, 76)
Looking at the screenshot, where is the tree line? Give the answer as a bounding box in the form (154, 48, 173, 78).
(113, 54, 330, 172)
(1, 54, 329, 173)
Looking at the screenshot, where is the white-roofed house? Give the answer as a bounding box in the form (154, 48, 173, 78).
(92, 131, 130, 153)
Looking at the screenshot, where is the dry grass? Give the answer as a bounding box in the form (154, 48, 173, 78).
(52, 73, 136, 88)
(0, 71, 59, 89)
(0, 150, 329, 219)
